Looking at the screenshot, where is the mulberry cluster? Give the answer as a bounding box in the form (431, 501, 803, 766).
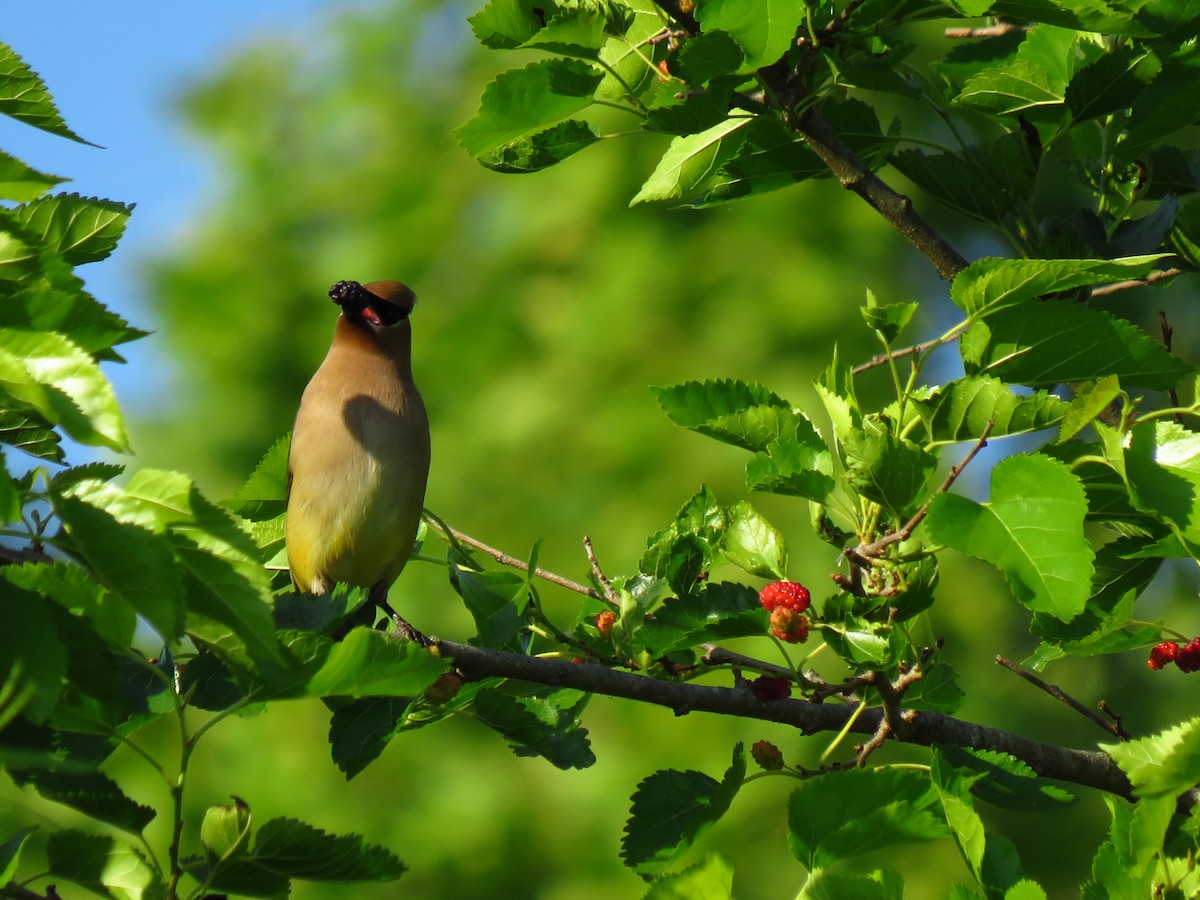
(759, 581, 811, 643)
(1148, 638, 1200, 672)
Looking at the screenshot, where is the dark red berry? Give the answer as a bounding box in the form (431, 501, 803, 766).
(1148, 641, 1180, 670)
(751, 740, 784, 770)
(1176, 637, 1200, 673)
(759, 581, 811, 614)
(749, 675, 791, 702)
(769, 607, 810, 643)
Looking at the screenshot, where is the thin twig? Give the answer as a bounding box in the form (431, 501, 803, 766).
(944, 23, 1029, 37)
(1159, 310, 1183, 425)
(584, 536, 621, 608)
(815, 0, 866, 44)
(858, 420, 994, 558)
(434, 522, 605, 602)
(852, 339, 940, 375)
(1088, 267, 1181, 297)
(700, 643, 795, 681)
(1097, 701, 1130, 741)
(995, 655, 1130, 740)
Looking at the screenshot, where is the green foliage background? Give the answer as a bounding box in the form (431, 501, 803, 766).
(4, 1, 1200, 897)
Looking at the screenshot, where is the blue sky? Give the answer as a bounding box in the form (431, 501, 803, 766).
(3, 2, 364, 412)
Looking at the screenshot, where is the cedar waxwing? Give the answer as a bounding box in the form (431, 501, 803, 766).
(286, 279, 431, 636)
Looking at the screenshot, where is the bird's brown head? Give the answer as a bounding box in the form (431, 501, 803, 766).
(329, 280, 416, 328)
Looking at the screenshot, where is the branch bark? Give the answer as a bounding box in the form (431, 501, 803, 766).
(436, 638, 1134, 799)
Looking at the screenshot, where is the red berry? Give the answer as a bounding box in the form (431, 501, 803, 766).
(1176, 637, 1200, 673)
(1148, 641, 1180, 670)
(759, 581, 811, 613)
(749, 675, 791, 702)
(595, 610, 616, 639)
(769, 607, 809, 643)
(424, 672, 464, 704)
(751, 740, 784, 770)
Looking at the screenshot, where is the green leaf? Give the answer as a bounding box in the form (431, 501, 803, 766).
(914, 376, 1068, 445)
(0, 328, 128, 451)
(694, 0, 806, 71)
(46, 830, 163, 900)
(9, 194, 132, 265)
(1058, 375, 1121, 443)
(1123, 421, 1200, 549)
(637, 582, 767, 653)
(0, 41, 92, 143)
(0, 148, 65, 201)
(0, 589, 66, 724)
(653, 379, 801, 452)
(787, 767, 948, 870)
(467, 0, 545, 48)
(960, 301, 1191, 390)
(3, 560, 136, 647)
(935, 745, 1074, 812)
(328, 696, 423, 779)
(51, 494, 186, 641)
(842, 421, 936, 516)
(1065, 46, 1159, 123)
(1102, 717, 1200, 798)
(901, 661, 965, 713)
(954, 59, 1063, 115)
(949, 256, 1164, 318)
(622, 744, 746, 875)
(925, 454, 1093, 621)
(1083, 794, 1174, 897)
(989, 0, 1146, 36)
(473, 686, 595, 769)
(450, 562, 530, 646)
(800, 868, 905, 900)
(745, 435, 835, 501)
(641, 853, 733, 900)
(288, 627, 448, 699)
(631, 116, 754, 205)
(27, 770, 156, 835)
(0, 406, 63, 461)
(224, 433, 289, 520)
(719, 500, 787, 578)
(861, 293, 918, 344)
(673, 32, 743, 85)
(1120, 60, 1200, 160)
(891, 133, 1038, 228)
(476, 119, 598, 173)
(0, 828, 34, 884)
(455, 59, 602, 163)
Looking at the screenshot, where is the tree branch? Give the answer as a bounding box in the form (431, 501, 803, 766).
(435, 638, 1136, 800)
(794, 111, 970, 281)
(996, 655, 1130, 741)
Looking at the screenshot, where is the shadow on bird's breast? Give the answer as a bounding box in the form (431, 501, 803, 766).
(342, 394, 406, 460)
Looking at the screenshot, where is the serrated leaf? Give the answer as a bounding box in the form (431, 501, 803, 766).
(1120, 60, 1200, 160)
(0, 41, 92, 143)
(653, 379, 802, 452)
(622, 744, 745, 874)
(926, 454, 1093, 620)
(1083, 793, 1174, 898)
(694, 0, 806, 71)
(961, 301, 1191, 390)
(473, 686, 595, 769)
(10, 194, 132, 265)
(29, 770, 156, 835)
(46, 830, 163, 900)
(954, 58, 1063, 115)
(450, 562, 529, 646)
(800, 868, 905, 900)
(1123, 421, 1200, 549)
(1065, 46, 1159, 123)
(1102, 716, 1200, 798)
(328, 696, 422, 779)
(637, 582, 767, 653)
(455, 59, 602, 161)
(673, 31, 743, 84)
(914, 376, 1067, 445)
(861, 297, 918, 344)
(720, 501, 787, 578)
(641, 853, 733, 900)
(787, 767, 948, 870)
(745, 435, 836, 501)
(936, 745, 1074, 811)
(950, 256, 1164, 318)
(0, 328, 128, 450)
(843, 422, 936, 515)
(477, 118, 598, 172)
(0, 406, 63, 461)
(225, 433, 289, 520)
(287, 627, 447, 699)
(51, 494, 185, 641)
(0, 148, 64, 201)
(631, 116, 754, 205)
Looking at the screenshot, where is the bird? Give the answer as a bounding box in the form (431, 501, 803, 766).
(285, 279, 431, 641)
